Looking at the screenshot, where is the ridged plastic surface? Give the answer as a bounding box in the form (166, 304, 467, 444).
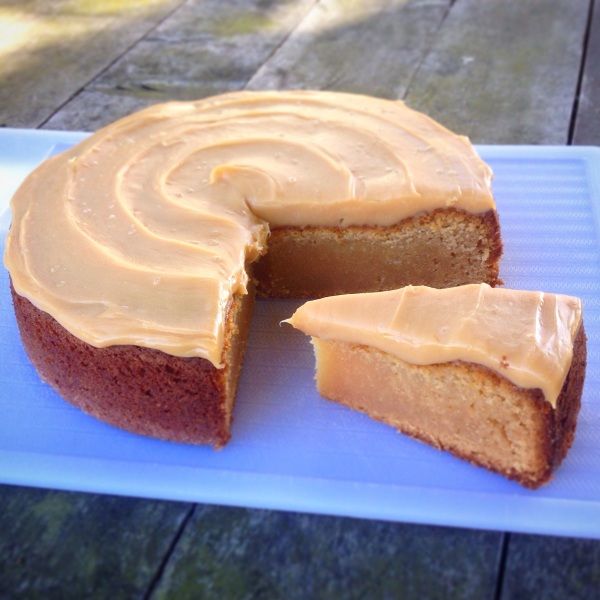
(1, 129, 599, 538)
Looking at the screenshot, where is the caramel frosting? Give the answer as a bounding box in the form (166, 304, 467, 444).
(285, 284, 583, 407)
(4, 90, 495, 367)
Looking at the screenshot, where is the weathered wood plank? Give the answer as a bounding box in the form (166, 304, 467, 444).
(0, 485, 191, 599)
(500, 534, 600, 600)
(150, 505, 503, 600)
(0, 0, 185, 128)
(42, 89, 162, 131)
(247, 0, 450, 98)
(404, 0, 590, 144)
(573, 1, 600, 145)
(43, 0, 316, 131)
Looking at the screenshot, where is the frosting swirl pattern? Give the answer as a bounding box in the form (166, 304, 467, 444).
(4, 91, 495, 366)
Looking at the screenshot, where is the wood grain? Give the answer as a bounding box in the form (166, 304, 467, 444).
(404, 0, 590, 143)
(0, 486, 191, 599)
(247, 0, 451, 98)
(43, 0, 316, 131)
(150, 505, 503, 600)
(0, 0, 184, 128)
(501, 533, 600, 600)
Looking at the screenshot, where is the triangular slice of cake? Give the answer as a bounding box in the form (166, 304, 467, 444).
(285, 284, 586, 488)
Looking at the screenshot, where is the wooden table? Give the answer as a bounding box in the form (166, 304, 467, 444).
(1, 1, 600, 597)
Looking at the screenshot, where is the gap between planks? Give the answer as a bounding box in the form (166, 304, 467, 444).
(143, 503, 197, 600)
(493, 533, 510, 600)
(36, 0, 188, 130)
(400, 0, 457, 101)
(568, 0, 596, 144)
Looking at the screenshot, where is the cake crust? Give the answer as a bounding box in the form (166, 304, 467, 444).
(10, 282, 254, 448)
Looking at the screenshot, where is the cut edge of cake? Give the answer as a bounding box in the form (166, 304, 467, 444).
(310, 327, 586, 488)
(254, 208, 502, 298)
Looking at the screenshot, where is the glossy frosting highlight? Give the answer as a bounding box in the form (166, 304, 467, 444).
(285, 284, 583, 407)
(4, 90, 495, 366)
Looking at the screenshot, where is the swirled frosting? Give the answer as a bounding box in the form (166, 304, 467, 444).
(285, 284, 583, 407)
(4, 90, 495, 366)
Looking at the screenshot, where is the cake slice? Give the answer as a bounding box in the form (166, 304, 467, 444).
(285, 284, 586, 487)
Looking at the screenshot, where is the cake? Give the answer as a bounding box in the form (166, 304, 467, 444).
(285, 284, 586, 487)
(4, 90, 502, 446)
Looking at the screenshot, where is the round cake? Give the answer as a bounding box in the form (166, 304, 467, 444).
(4, 90, 502, 445)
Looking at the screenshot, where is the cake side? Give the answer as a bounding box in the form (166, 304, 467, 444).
(254, 208, 502, 298)
(550, 323, 587, 472)
(10, 282, 255, 447)
(311, 324, 586, 487)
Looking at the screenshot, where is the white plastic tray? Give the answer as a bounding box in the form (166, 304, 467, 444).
(1, 129, 599, 538)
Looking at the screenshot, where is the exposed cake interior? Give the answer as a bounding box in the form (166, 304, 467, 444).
(286, 284, 586, 486)
(254, 209, 501, 298)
